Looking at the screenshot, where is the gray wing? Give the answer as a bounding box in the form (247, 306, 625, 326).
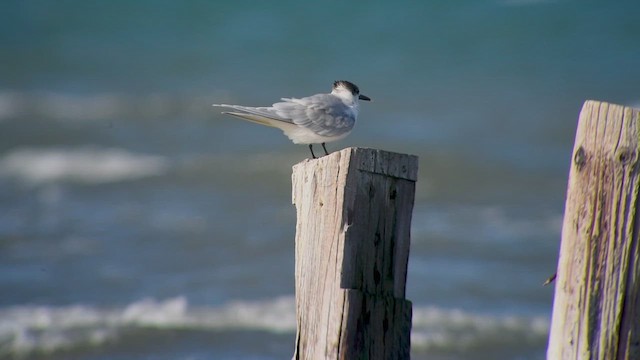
(272, 94, 356, 137)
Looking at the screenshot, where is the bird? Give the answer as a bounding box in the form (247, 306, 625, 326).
(213, 80, 370, 159)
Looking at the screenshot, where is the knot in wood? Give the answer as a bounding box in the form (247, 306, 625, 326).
(373, 266, 381, 285)
(368, 183, 376, 199)
(390, 188, 397, 200)
(615, 146, 636, 166)
(574, 146, 587, 170)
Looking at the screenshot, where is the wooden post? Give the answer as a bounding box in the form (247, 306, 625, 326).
(548, 101, 640, 359)
(291, 147, 417, 359)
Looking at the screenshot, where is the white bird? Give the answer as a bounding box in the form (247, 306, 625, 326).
(213, 80, 370, 158)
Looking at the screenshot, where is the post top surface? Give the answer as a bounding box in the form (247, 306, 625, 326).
(293, 147, 419, 181)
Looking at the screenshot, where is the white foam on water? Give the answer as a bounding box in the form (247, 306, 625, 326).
(411, 305, 549, 351)
(0, 296, 548, 357)
(0, 296, 296, 356)
(0, 147, 170, 185)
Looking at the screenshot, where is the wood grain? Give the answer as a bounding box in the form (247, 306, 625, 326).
(292, 147, 417, 359)
(548, 101, 640, 360)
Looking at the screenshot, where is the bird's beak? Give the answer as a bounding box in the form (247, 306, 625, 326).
(358, 94, 371, 101)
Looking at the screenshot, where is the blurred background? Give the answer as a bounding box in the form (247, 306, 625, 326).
(1, 1, 639, 359)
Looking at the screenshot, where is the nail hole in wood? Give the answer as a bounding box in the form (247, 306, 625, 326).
(574, 147, 587, 170)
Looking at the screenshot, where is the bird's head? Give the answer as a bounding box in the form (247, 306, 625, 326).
(331, 80, 371, 104)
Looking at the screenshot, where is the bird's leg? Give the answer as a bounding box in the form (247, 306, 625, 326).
(321, 143, 329, 156)
(308, 144, 317, 159)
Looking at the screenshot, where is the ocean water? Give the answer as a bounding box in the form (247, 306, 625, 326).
(1, 1, 639, 359)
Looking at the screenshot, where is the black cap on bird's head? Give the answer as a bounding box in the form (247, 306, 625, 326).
(333, 80, 371, 101)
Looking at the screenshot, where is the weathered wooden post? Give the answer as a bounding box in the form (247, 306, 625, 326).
(547, 101, 640, 359)
(292, 147, 417, 359)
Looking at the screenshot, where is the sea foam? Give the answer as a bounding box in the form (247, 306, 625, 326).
(0, 296, 549, 357)
(0, 147, 169, 185)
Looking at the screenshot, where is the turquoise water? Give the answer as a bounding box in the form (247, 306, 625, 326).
(1, 1, 639, 359)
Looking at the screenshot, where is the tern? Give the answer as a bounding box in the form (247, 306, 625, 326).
(213, 80, 370, 158)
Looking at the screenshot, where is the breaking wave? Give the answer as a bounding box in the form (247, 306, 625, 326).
(0, 147, 169, 185)
(0, 296, 549, 357)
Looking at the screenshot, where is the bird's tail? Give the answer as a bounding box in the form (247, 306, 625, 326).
(212, 104, 296, 130)
(219, 111, 282, 128)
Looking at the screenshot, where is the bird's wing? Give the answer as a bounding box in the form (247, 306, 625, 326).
(272, 95, 356, 137)
(212, 104, 296, 129)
